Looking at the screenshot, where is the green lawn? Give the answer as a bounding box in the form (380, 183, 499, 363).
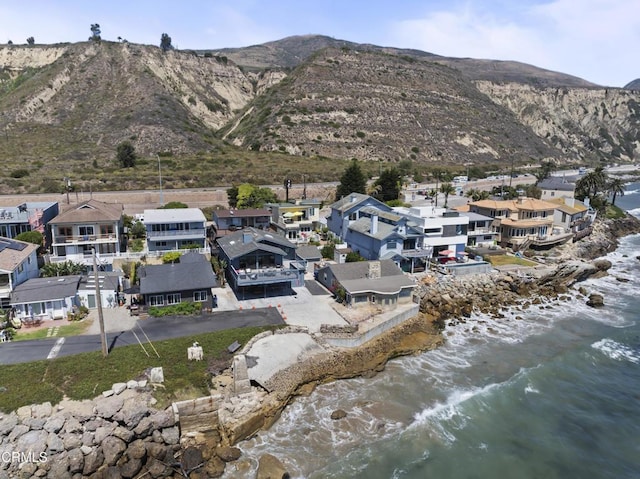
(12, 321, 91, 341)
(0, 326, 279, 413)
(486, 254, 538, 267)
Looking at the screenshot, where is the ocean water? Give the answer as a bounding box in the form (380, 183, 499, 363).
(224, 185, 640, 479)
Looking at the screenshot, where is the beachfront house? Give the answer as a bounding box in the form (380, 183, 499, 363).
(468, 198, 573, 250)
(315, 260, 416, 310)
(326, 193, 392, 241)
(266, 199, 322, 243)
(49, 200, 125, 269)
(548, 197, 597, 241)
(144, 208, 207, 252)
(0, 237, 40, 309)
(138, 252, 217, 311)
(10, 275, 81, 322)
(216, 227, 305, 298)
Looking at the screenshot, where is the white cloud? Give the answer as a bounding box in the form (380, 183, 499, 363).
(387, 0, 640, 86)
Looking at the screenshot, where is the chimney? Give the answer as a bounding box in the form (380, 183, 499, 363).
(371, 214, 378, 235)
(368, 261, 381, 279)
(350, 194, 357, 203)
(242, 232, 252, 244)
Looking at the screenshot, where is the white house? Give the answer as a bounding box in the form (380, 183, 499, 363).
(0, 237, 40, 310)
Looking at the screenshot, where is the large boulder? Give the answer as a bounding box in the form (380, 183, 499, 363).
(587, 293, 605, 308)
(94, 395, 124, 419)
(256, 453, 290, 479)
(102, 436, 127, 466)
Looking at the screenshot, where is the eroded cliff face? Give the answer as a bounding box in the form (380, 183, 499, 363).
(476, 81, 640, 163)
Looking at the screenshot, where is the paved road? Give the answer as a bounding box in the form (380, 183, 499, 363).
(0, 308, 284, 365)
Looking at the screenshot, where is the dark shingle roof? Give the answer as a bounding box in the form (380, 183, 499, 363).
(296, 245, 322, 261)
(217, 227, 295, 261)
(538, 177, 575, 191)
(324, 260, 416, 295)
(11, 276, 81, 304)
(139, 254, 216, 295)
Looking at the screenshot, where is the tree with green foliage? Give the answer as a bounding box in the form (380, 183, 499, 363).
(26, 37, 34, 46)
(116, 141, 136, 168)
(130, 220, 146, 239)
(159, 201, 188, 209)
(373, 167, 402, 202)
(162, 252, 182, 264)
(227, 183, 277, 209)
(607, 177, 626, 206)
(439, 182, 456, 208)
(89, 24, 101, 42)
(321, 243, 336, 260)
(15, 230, 43, 248)
(345, 251, 366, 262)
(160, 33, 173, 52)
(336, 159, 367, 200)
(576, 167, 608, 199)
(40, 261, 86, 277)
(465, 188, 491, 202)
(534, 160, 556, 184)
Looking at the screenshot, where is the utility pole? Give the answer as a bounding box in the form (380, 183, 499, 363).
(92, 248, 108, 357)
(302, 174, 307, 200)
(157, 155, 163, 206)
(64, 177, 71, 204)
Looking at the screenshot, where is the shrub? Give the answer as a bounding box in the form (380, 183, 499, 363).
(10, 169, 29, 178)
(162, 251, 182, 264)
(149, 301, 202, 317)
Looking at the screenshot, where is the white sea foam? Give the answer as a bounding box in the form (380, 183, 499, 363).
(525, 383, 540, 394)
(591, 338, 640, 364)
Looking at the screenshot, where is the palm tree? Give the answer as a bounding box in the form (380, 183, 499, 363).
(440, 182, 456, 208)
(576, 166, 608, 199)
(607, 177, 626, 205)
(534, 160, 556, 185)
(465, 188, 490, 202)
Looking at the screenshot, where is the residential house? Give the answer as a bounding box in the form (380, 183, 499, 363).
(138, 252, 217, 311)
(468, 198, 573, 250)
(10, 275, 81, 322)
(345, 207, 429, 273)
(456, 209, 500, 247)
(0, 202, 59, 246)
(538, 176, 576, 200)
(144, 208, 207, 252)
(295, 244, 322, 274)
(315, 260, 416, 310)
(548, 197, 596, 241)
(266, 199, 322, 243)
(212, 208, 271, 238)
(393, 205, 470, 260)
(0, 237, 39, 309)
(216, 227, 305, 298)
(49, 200, 124, 268)
(77, 273, 121, 309)
(326, 193, 392, 241)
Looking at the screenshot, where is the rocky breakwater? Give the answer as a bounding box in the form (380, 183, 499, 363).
(417, 258, 614, 328)
(0, 383, 238, 478)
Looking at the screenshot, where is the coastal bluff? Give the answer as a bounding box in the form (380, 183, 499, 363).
(1, 215, 638, 478)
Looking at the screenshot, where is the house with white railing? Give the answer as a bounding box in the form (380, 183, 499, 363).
(0, 237, 39, 309)
(266, 199, 323, 244)
(49, 200, 124, 269)
(144, 208, 207, 252)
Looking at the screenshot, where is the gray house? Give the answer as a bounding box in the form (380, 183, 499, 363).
(144, 208, 207, 252)
(138, 252, 217, 311)
(315, 260, 416, 310)
(216, 227, 304, 298)
(10, 275, 81, 322)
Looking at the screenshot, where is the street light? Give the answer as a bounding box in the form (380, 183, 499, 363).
(157, 155, 163, 206)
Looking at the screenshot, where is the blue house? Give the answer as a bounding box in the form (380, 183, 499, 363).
(326, 193, 392, 240)
(144, 208, 207, 252)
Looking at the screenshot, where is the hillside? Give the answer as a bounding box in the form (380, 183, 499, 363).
(220, 47, 560, 166)
(0, 36, 639, 195)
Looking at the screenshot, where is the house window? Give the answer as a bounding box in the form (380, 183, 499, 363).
(149, 295, 164, 306)
(17, 263, 24, 273)
(100, 225, 114, 235)
(194, 291, 207, 302)
(166, 293, 181, 305)
(58, 226, 72, 237)
(348, 212, 357, 221)
(156, 241, 167, 247)
(387, 240, 397, 249)
(78, 226, 94, 237)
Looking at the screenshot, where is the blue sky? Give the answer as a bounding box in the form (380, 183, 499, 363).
(1, 0, 638, 87)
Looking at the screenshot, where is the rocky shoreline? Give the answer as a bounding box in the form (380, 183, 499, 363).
(1, 215, 639, 478)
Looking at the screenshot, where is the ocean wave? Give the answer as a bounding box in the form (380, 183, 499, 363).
(591, 338, 640, 364)
(624, 188, 640, 196)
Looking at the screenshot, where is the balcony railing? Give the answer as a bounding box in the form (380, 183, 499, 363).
(53, 233, 118, 244)
(232, 263, 305, 286)
(147, 229, 206, 238)
(47, 247, 210, 265)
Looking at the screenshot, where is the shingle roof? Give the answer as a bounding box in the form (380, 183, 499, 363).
(0, 237, 37, 272)
(547, 198, 588, 214)
(329, 193, 391, 213)
(139, 253, 216, 295)
(296, 245, 322, 260)
(538, 177, 575, 191)
(214, 208, 270, 219)
(324, 260, 416, 295)
(11, 276, 81, 304)
(359, 206, 403, 222)
(51, 200, 123, 224)
(217, 227, 295, 261)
